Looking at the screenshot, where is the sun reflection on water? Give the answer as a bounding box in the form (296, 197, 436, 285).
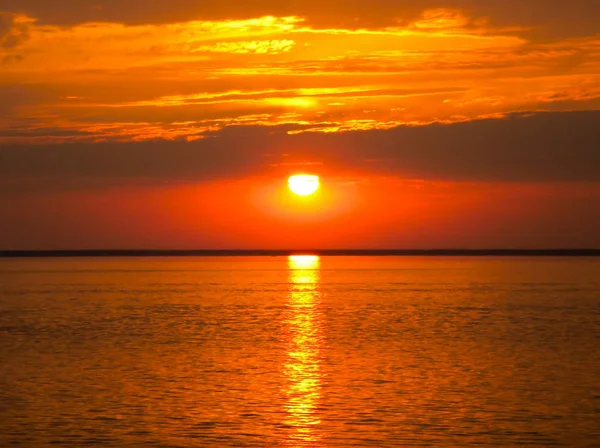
(284, 255, 323, 446)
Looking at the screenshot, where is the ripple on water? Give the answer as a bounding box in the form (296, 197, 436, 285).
(1, 257, 600, 447)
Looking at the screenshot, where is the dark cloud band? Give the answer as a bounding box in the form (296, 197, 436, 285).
(1, 110, 599, 193)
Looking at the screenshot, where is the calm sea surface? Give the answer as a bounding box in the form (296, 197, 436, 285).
(1, 256, 599, 447)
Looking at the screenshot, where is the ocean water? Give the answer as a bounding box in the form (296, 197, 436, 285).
(1, 256, 599, 447)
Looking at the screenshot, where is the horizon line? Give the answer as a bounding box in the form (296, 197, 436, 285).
(1, 249, 600, 258)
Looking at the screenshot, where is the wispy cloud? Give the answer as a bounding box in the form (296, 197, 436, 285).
(0, 5, 598, 144)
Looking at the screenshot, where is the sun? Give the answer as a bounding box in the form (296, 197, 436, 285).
(288, 175, 320, 196)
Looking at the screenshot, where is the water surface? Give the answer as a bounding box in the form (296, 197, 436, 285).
(1, 256, 599, 446)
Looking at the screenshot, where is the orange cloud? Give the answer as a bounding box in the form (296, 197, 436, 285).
(410, 8, 472, 30)
(0, 9, 598, 144)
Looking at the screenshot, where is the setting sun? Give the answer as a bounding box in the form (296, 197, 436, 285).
(288, 175, 320, 196)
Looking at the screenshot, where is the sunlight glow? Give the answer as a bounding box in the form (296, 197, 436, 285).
(289, 255, 320, 270)
(288, 175, 320, 196)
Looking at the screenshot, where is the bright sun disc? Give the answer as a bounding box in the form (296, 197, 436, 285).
(288, 175, 319, 196)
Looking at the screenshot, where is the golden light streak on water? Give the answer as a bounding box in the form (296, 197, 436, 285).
(284, 255, 324, 445)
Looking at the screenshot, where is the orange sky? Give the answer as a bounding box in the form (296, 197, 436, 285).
(1, 1, 599, 249)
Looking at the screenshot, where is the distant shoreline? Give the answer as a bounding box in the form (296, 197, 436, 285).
(1, 249, 599, 258)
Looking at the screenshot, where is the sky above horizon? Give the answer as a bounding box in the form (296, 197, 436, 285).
(1, 0, 599, 249)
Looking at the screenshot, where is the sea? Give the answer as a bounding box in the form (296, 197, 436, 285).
(1, 256, 599, 447)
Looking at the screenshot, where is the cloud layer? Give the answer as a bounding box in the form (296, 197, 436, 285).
(0, 2, 599, 145)
(1, 111, 599, 194)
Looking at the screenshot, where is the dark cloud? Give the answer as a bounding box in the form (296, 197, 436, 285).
(0, 12, 29, 48)
(1, 0, 599, 40)
(1, 110, 599, 193)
